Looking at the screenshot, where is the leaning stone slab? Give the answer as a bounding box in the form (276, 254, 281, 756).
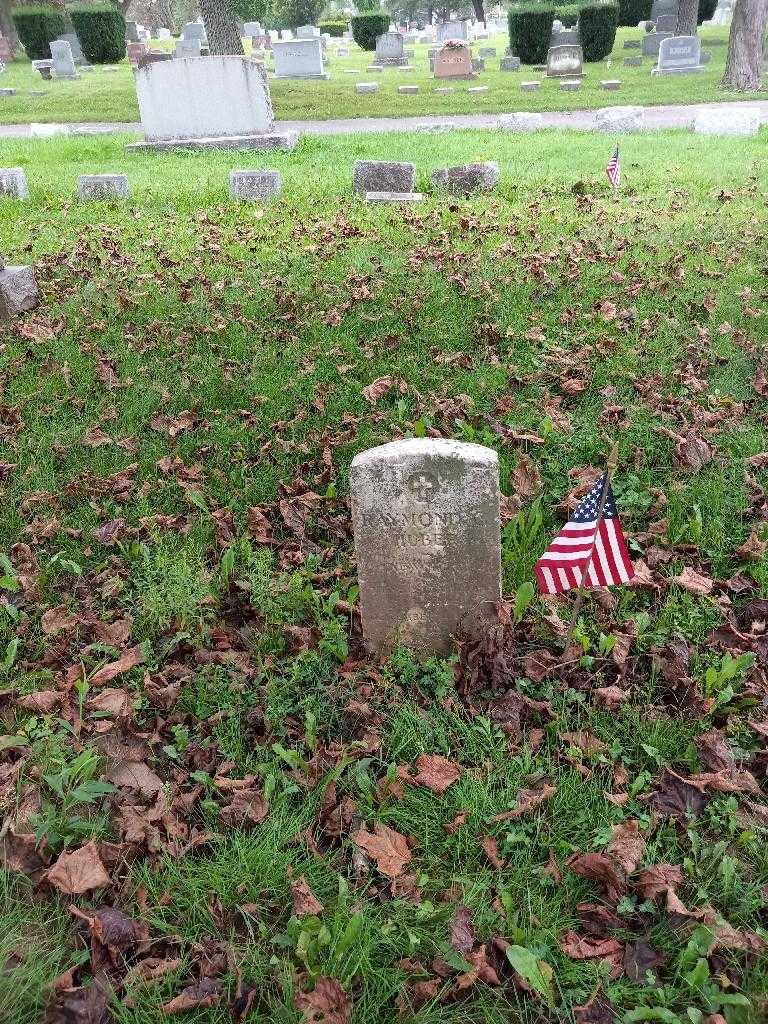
(499, 112, 543, 132)
(350, 438, 501, 654)
(595, 105, 645, 133)
(0, 265, 39, 321)
(126, 57, 297, 152)
(364, 191, 424, 202)
(500, 55, 521, 70)
(77, 174, 130, 200)
(693, 107, 761, 136)
(432, 161, 500, 196)
(353, 160, 415, 195)
(0, 168, 29, 198)
(520, 80, 540, 91)
(229, 169, 283, 200)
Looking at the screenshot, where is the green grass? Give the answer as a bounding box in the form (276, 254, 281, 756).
(0, 27, 758, 124)
(0, 130, 767, 1024)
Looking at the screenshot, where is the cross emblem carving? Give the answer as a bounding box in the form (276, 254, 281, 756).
(408, 472, 438, 502)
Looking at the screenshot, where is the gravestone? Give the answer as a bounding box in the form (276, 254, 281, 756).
(0, 168, 29, 198)
(0, 264, 39, 321)
(375, 31, 407, 65)
(78, 174, 130, 200)
(641, 31, 672, 56)
(521, 80, 541, 91)
(125, 21, 140, 43)
(546, 43, 584, 77)
(479, 46, 496, 57)
(650, 0, 677, 20)
(127, 42, 148, 66)
(229, 169, 282, 200)
(273, 38, 328, 78)
(50, 40, 78, 79)
(500, 55, 521, 70)
(183, 22, 207, 43)
(551, 28, 580, 46)
(434, 42, 474, 79)
(365, 190, 423, 202)
(623, 55, 643, 66)
(175, 38, 201, 58)
(157, 28, 171, 40)
(353, 160, 415, 194)
(655, 13, 677, 30)
(296, 24, 320, 38)
(243, 21, 262, 36)
(350, 439, 501, 654)
(654, 34, 704, 73)
(356, 81, 378, 93)
(127, 57, 297, 151)
(437, 20, 468, 42)
(432, 161, 500, 195)
(57, 32, 84, 62)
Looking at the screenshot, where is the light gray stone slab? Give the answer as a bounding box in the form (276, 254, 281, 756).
(499, 112, 543, 132)
(273, 38, 328, 78)
(601, 79, 622, 89)
(77, 174, 130, 200)
(355, 82, 379, 93)
(350, 438, 501, 654)
(229, 168, 283, 200)
(0, 168, 28, 198)
(653, 34, 704, 73)
(520, 80, 540, 91)
(693, 107, 761, 136)
(398, 84, 419, 94)
(364, 190, 424, 202)
(50, 39, 78, 79)
(0, 265, 39, 320)
(354, 159, 415, 195)
(595, 105, 645, 132)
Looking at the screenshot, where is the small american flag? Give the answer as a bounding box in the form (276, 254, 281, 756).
(606, 145, 621, 189)
(535, 474, 634, 595)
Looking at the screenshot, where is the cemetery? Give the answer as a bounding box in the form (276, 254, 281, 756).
(0, 1, 767, 1023)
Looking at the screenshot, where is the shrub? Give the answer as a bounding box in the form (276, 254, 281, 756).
(697, 0, 717, 22)
(68, 3, 126, 63)
(508, 4, 554, 65)
(556, 4, 580, 26)
(616, 0, 651, 25)
(351, 11, 389, 50)
(579, 2, 617, 61)
(319, 18, 348, 36)
(10, 4, 66, 60)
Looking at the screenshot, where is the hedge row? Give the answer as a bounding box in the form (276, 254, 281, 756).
(508, 1, 617, 64)
(350, 11, 389, 50)
(318, 19, 348, 37)
(11, 3, 125, 63)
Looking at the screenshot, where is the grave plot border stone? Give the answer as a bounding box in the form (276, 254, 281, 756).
(229, 169, 283, 200)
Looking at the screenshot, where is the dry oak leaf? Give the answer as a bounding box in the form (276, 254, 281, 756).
(606, 820, 645, 875)
(634, 863, 684, 901)
(351, 823, 412, 878)
(566, 852, 626, 902)
(560, 931, 625, 980)
(162, 978, 222, 1015)
(15, 689, 62, 713)
(291, 875, 324, 917)
(481, 835, 504, 869)
(90, 645, 144, 687)
(41, 605, 79, 636)
(44, 840, 111, 895)
(674, 567, 714, 596)
(295, 976, 351, 1024)
(109, 761, 164, 797)
(362, 376, 395, 405)
(412, 753, 462, 795)
(491, 782, 556, 821)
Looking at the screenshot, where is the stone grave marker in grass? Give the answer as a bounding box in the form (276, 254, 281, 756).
(350, 439, 501, 654)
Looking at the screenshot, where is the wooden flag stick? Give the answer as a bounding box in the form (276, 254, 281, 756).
(568, 442, 620, 638)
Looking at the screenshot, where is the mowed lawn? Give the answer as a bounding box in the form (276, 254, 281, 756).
(0, 25, 755, 125)
(1, 130, 768, 1024)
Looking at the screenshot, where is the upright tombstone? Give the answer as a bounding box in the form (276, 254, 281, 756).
(375, 31, 407, 66)
(50, 40, 78, 79)
(434, 42, 474, 79)
(350, 439, 502, 654)
(654, 34, 704, 73)
(125, 21, 140, 43)
(57, 32, 84, 62)
(0, 168, 29, 199)
(0, 261, 39, 321)
(175, 38, 201, 58)
(296, 24, 320, 38)
(437, 20, 468, 42)
(650, 0, 678, 20)
(655, 13, 678, 30)
(127, 41, 148, 65)
(183, 22, 207, 43)
(127, 56, 298, 151)
(273, 38, 328, 78)
(641, 31, 672, 56)
(546, 43, 584, 77)
(157, 27, 171, 39)
(243, 21, 262, 36)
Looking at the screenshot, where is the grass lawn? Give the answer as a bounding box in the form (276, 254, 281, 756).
(1, 129, 768, 1024)
(0, 26, 759, 125)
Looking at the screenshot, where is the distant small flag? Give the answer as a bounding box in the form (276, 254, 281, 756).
(606, 145, 621, 189)
(535, 474, 634, 595)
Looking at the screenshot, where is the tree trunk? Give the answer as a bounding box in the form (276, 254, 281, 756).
(676, 0, 699, 34)
(0, 0, 19, 54)
(722, 0, 767, 89)
(200, 0, 243, 55)
(157, 0, 173, 29)
(470, 0, 486, 25)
